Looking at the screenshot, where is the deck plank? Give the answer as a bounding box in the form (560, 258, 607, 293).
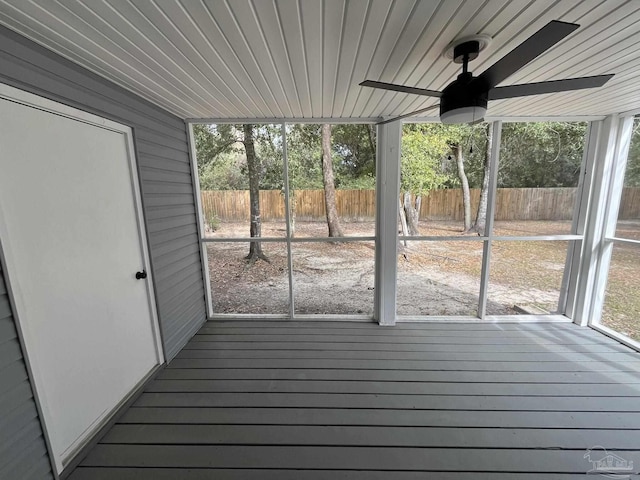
(68, 468, 619, 479)
(167, 358, 640, 372)
(81, 445, 640, 472)
(70, 321, 640, 478)
(157, 368, 640, 383)
(119, 406, 640, 429)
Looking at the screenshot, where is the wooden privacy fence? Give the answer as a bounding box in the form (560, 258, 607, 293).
(201, 187, 640, 222)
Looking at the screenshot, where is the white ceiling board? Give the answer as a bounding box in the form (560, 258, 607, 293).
(1, 0, 639, 120)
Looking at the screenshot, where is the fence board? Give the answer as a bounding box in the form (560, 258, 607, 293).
(201, 188, 639, 223)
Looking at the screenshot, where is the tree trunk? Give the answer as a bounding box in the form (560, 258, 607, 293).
(321, 124, 343, 238)
(398, 198, 408, 247)
(471, 123, 493, 236)
(453, 144, 472, 231)
(244, 124, 269, 262)
(403, 192, 420, 236)
(289, 190, 297, 238)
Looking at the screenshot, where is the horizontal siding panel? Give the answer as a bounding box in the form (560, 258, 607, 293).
(0, 265, 52, 479)
(154, 262, 202, 294)
(157, 280, 206, 318)
(137, 155, 193, 174)
(151, 233, 200, 258)
(147, 212, 199, 232)
(0, 381, 34, 413)
(0, 271, 6, 295)
(142, 193, 198, 208)
(0, 359, 30, 393)
(162, 298, 208, 340)
(0, 400, 38, 436)
(143, 182, 195, 196)
(0, 337, 23, 368)
(155, 256, 202, 283)
(0, 439, 51, 480)
(139, 169, 193, 186)
(135, 128, 190, 153)
(0, 317, 17, 344)
(149, 226, 199, 248)
(0, 420, 44, 459)
(159, 286, 207, 325)
(163, 311, 207, 361)
(0, 294, 12, 320)
(145, 205, 198, 222)
(136, 140, 193, 163)
(154, 245, 201, 274)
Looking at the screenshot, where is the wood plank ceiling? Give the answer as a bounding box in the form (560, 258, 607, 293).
(0, 0, 639, 120)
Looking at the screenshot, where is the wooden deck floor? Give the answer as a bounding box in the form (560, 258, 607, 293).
(69, 320, 640, 479)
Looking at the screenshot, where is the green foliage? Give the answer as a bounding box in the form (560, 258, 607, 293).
(498, 122, 587, 187)
(625, 118, 640, 187)
(193, 120, 591, 194)
(400, 124, 450, 195)
(206, 212, 221, 232)
(192, 123, 284, 190)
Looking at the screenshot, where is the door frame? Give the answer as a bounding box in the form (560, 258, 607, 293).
(0, 82, 164, 475)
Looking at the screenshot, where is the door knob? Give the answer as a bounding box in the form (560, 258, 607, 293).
(135, 270, 147, 280)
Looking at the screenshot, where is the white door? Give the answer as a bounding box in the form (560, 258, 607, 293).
(0, 85, 163, 473)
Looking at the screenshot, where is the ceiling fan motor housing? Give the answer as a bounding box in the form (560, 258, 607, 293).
(440, 72, 488, 123)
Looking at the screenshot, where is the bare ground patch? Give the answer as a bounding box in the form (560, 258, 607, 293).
(206, 220, 640, 339)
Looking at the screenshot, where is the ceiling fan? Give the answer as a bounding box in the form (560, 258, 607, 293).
(360, 20, 614, 125)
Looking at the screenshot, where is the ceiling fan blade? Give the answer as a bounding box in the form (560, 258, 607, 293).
(377, 104, 440, 125)
(488, 74, 614, 100)
(360, 80, 442, 97)
(472, 20, 580, 92)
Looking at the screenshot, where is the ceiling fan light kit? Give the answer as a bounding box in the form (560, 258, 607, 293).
(360, 20, 614, 125)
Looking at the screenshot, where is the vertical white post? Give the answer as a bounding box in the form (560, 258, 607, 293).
(281, 122, 295, 319)
(374, 121, 402, 326)
(588, 116, 634, 327)
(187, 123, 214, 319)
(562, 122, 600, 318)
(477, 121, 502, 318)
(572, 115, 622, 325)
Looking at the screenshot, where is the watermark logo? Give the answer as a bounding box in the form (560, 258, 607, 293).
(584, 446, 634, 478)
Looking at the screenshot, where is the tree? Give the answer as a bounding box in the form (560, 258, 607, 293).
(321, 124, 343, 238)
(469, 123, 493, 235)
(193, 123, 270, 263)
(243, 124, 269, 262)
(400, 124, 450, 235)
(452, 143, 472, 231)
(498, 122, 587, 188)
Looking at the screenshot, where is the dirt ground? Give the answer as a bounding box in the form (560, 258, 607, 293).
(207, 220, 640, 339)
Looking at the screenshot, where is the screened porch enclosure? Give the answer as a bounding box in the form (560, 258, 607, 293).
(190, 119, 640, 341)
(2, 1, 640, 478)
